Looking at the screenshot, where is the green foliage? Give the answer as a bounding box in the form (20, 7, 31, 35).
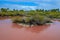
(11, 15, 51, 25)
(0, 8, 60, 19)
(12, 16, 23, 23)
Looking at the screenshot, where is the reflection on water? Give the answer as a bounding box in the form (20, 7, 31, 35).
(25, 25, 50, 33)
(0, 17, 60, 40)
(12, 23, 23, 29)
(12, 24, 50, 33)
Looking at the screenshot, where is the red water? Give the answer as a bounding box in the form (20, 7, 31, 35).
(0, 18, 60, 40)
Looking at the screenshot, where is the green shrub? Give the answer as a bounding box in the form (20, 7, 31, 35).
(12, 17, 23, 23)
(11, 15, 52, 25)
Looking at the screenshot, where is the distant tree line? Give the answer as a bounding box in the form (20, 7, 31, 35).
(0, 8, 60, 19)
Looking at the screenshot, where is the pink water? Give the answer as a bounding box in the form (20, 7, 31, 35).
(0, 18, 60, 40)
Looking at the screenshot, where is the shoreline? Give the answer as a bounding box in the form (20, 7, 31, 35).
(17, 22, 52, 27)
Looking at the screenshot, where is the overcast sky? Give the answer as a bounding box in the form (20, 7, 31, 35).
(0, 0, 60, 10)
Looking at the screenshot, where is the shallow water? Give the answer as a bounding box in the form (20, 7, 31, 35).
(0, 17, 60, 40)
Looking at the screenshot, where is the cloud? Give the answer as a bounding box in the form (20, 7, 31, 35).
(0, 0, 60, 10)
(0, 3, 37, 10)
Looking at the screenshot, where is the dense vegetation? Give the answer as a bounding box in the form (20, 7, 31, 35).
(0, 8, 60, 25)
(0, 8, 60, 18)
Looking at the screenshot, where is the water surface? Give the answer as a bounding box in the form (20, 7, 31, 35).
(0, 17, 60, 40)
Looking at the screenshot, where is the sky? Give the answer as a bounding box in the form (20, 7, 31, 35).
(0, 0, 60, 10)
